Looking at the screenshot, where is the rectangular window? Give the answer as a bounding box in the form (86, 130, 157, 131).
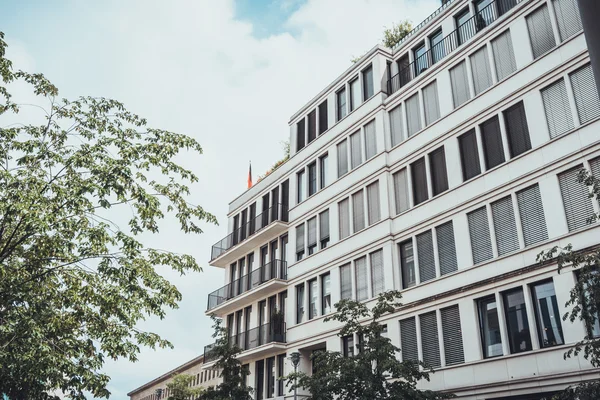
(491, 196, 520, 256)
(364, 120, 377, 160)
(542, 79, 574, 138)
(296, 284, 305, 324)
(352, 190, 365, 233)
(399, 240, 416, 289)
(406, 93, 422, 137)
(517, 184, 548, 246)
(337, 88, 347, 121)
(370, 249, 384, 296)
(355, 256, 368, 301)
(277, 354, 286, 395)
(342, 335, 355, 357)
(349, 77, 361, 112)
(455, 8, 471, 45)
(430, 29, 445, 64)
(295, 224, 305, 261)
(308, 162, 317, 197)
(393, 168, 410, 214)
(308, 279, 318, 320)
(480, 115, 505, 170)
(307, 217, 317, 255)
(340, 263, 352, 300)
(450, 60, 471, 108)
(429, 147, 448, 196)
(389, 105, 404, 147)
(503, 287, 532, 353)
(413, 42, 428, 77)
(296, 119, 305, 152)
(307, 109, 317, 144)
(417, 230, 436, 283)
(526, 5, 556, 59)
(321, 273, 331, 315)
(420, 311, 441, 367)
(558, 165, 595, 232)
(338, 198, 350, 240)
(470, 45, 493, 96)
(411, 157, 428, 206)
(367, 181, 381, 225)
(570, 64, 600, 124)
(468, 206, 494, 264)
(350, 130, 363, 169)
(318, 100, 328, 134)
(423, 80, 441, 126)
(478, 295, 503, 358)
(441, 305, 465, 365)
(363, 65, 374, 100)
(266, 357, 275, 398)
(337, 139, 349, 178)
(256, 359, 265, 400)
(552, 0, 582, 42)
(397, 54, 411, 89)
(504, 101, 531, 158)
(491, 30, 517, 81)
(319, 154, 328, 189)
(319, 210, 330, 249)
(297, 170, 305, 204)
(400, 317, 418, 362)
(531, 280, 564, 347)
(437, 221, 457, 275)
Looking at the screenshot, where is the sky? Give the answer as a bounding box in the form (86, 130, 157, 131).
(0, 0, 440, 398)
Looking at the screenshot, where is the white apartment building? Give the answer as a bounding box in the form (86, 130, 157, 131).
(201, 0, 600, 399)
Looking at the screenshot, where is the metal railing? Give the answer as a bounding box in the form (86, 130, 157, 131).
(210, 203, 289, 260)
(206, 260, 287, 311)
(387, 0, 524, 95)
(203, 322, 287, 363)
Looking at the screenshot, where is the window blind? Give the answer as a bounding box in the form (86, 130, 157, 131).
(393, 168, 410, 214)
(480, 115, 505, 170)
(350, 131, 363, 169)
(441, 305, 465, 365)
(355, 257, 368, 301)
(307, 217, 317, 248)
(436, 221, 457, 275)
(459, 129, 481, 181)
(340, 263, 352, 300)
(541, 79, 574, 138)
(491, 196, 520, 256)
(370, 250, 385, 296)
(352, 190, 365, 233)
(423, 80, 441, 126)
(492, 30, 517, 82)
(558, 166, 595, 232)
(296, 224, 305, 254)
(552, 0, 582, 42)
(367, 181, 381, 225)
(468, 206, 494, 264)
(390, 105, 404, 147)
(417, 230, 436, 283)
(526, 5, 556, 59)
(339, 198, 350, 239)
(450, 61, 471, 108)
(570, 64, 600, 124)
(406, 93, 422, 137)
(319, 210, 330, 241)
(470, 45, 493, 96)
(364, 120, 377, 160)
(411, 157, 429, 206)
(504, 101, 531, 158)
(420, 311, 441, 368)
(516, 184, 548, 246)
(337, 140, 348, 178)
(400, 317, 419, 363)
(429, 147, 448, 196)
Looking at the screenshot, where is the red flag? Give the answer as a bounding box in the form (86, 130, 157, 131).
(247, 162, 252, 188)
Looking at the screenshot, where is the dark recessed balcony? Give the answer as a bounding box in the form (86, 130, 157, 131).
(210, 204, 289, 267)
(206, 260, 287, 316)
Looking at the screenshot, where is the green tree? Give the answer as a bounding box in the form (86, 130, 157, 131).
(0, 32, 216, 399)
(166, 374, 204, 400)
(382, 20, 413, 48)
(284, 291, 453, 400)
(200, 317, 253, 400)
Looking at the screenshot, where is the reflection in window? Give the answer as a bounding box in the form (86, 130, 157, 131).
(478, 295, 503, 358)
(531, 280, 564, 347)
(503, 288, 532, 354)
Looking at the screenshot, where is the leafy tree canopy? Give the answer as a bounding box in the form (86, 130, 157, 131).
(0, 31, 216, 399)
(166, 374, 204, 400)
(382, 20, 413, 49)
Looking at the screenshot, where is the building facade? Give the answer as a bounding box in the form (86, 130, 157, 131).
(204, 0, 600, 399)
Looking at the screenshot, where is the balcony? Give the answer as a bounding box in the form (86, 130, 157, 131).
(203, 322, 287, 364)
(206, 260, 287, 316)
(386, 0, 524, 95)
(210, 203, 289, 267)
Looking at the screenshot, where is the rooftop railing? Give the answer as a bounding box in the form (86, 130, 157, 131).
(386, 0, 524, 95)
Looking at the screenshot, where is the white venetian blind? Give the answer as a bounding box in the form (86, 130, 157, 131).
(470, 45, 493, 96)
(441, 305, 465, 365)
(420, 311, 441, 368)
(393, 169, 410, 215)
(405, 93, 422, 137)
(367, 181, 381, 225)
(337, 140, 349, 178)
(417, 230, 436, 283)
(340, 263, 352, 300)
(541, 78, 574, 138)
(436, 221, 457, 275)
(570, 64, 600, 124)
(491, 30, 517, 81)
(352, 190, 365, 233)
(526, 5, 556, 59)
(516, 184, 548, 246)
(355, 256, 368, 301)
(390, 105, 404, 147)
(558, 166, 595, 232)
(364, 120, 377, 160)
(450, 61, 471, 108)
(370, 250, 384, 296)
(307, 217, 317, 248)
(422, 80, 440, 126)
(350, 131, 362, 169)
(296, 224, 305, 254)
(338, 198, 350, 239)
(491, 196, 519, 256)
(468, 206, 494, 264)
(552, 0, 582, 42)
(400, 317, 418, 362)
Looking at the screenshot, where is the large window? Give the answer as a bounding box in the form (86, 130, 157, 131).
(491, 195, 519, 256)
(417, 231, 435, 283)
(355, 256, 368, 301)
(526, 5, 556, 60)
(399, 240, 416, 289)
(491, 30, 517, 81)
(319, 210, 330, 249)
(352, 190, 365, 233)
(531, 280, 564, 347)
(570, 64, 600, 124)
(363, 65, 374, 100)
(503, 287, 532, 354)
(308, 279, 318, 320)
(400, 317, 418, 362)
(411, 157, 428, 206)
(337, 88, 347, 121)
(296, 284, 305, 323)
(450, 60, 471, 108)
(541, 78, 574, 138)
(307, 217, 317, 255)
(339, 198, 350, 240)
(319, 154, 328, 189)
(367, 181, 381, 225)
(437, 221, 458, 275)
(308, 162, 317, 197)
(517, 184, 548, 246)
(406, 93, 422, 137)
(553, 0, 582, 41)
(429, 147, 448, 196)
(503, 101, 531, 158)
(477, 295, 503, 358)
(468, 206, 494, 264)
(337, 139, 349, 178)
(480, 115, 505, 170)
(441, 305, 465, 365)
(470, 45, 493, 96)
(295, 224, 305, 261)
(423, 80, 441, 126)
(420, 311, 441, 367)
(393, 168, 410, 215)
(459, 129, 481, 181)
(321, 273, 331, 315)
(558, 165, 595, 232)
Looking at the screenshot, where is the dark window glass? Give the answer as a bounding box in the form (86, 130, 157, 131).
(531, 280, 564, 347)
(318, 100, 328, 134)
(256, 359, 265, 400)
(503, 288, 532, 354)
(429, 147, 448, 196)
(478, 295, 503, 358)
(307, 109, 317, 144)
(296, 284, 305, 324)
(411, 157, 429, 205)
(504, 101, 531, 158)
(363, 65, 374, 100)
(400, 240, 416, 289)
(342, 335, 355, 357)
(266, 357, 275, 398)
(277, 354, 286, 395)
(296, 119, 305, 152)
(459, 129, 481, 181)
(480, 115, 505, 170)
(337, 88, 347, 121)
(308, 162, 317, 197)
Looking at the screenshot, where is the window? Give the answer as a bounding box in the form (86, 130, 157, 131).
(504, 101, 531, 158)
(399, 240, 416, 289)
(503, 287, 532, 353)
(349, 77, 361, 112)
(339, 198, 350, 239)
(307, 109, 317, 144)
(389, 105, 404, 147)
(342, 335, 355, 357)
(337, 140, 349, 178)
(531, 280, 564, 347)
(491, 30, 517, 81)
(337, 88, 347, 121)
(296, 284, 305, 323)
(558, 165, 595, 232)
(517, 184, 548, 246)
(570, 64, 600, 124)
(526, 5, 556, 59)
(478, 295, 503, 358)
(417, 230, 435, 283)
(266, 357, 275, 398)
(355, 256, 368, 301)
(340, 263, 352, 300)
(397, 54, 411, 88)
(321, 273, 331, 315)
(413, 42, 428, 76)
(541, 79, 574, 138)
(296, 224, 305, 261)
(352, 190, 365, 233)
(296, 119, 305, 152)
(277, 354, 286, 395)
(430, 29, 445, 64)
(308, 279, 318, 319)
(400, 317, 419, 362)
(350, 130, 363, 169)
(305, 163, 316, 198)
(367, 181, 380, 225)
(455, 8, 471, 45)
(393, 168, 410, 214)
(307, 217, 317, 255)
(319, 210, 330, 249)
(363, 65, 374, 100)
(406, 93, 422, 137)
(552, 0, 582, 41)
(318, 100, 328, 134)
(491, 196, 519, 256)
(436, 221, 457, 275)
(470, 45, 493, 96)
(468, 206, 493, 264)
(422, 80, 440, 126)
(411, 157, 428, 206)
(256, 359, 265, 400)
(364, 120, 377, 160)
(441, 305, 465, 365)
(475, 0, 494, 26)
(429, 147, 448, 196)
(297, 170, 305, 203)
(480, 116, 505, 170)
(450, 61, 471, 108)
(319, 154, 328, 189)
(370, 249, 384, 296)
(420, 311, 441, 368)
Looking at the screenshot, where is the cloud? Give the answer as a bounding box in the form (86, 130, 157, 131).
(1, 0, 439, 397)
